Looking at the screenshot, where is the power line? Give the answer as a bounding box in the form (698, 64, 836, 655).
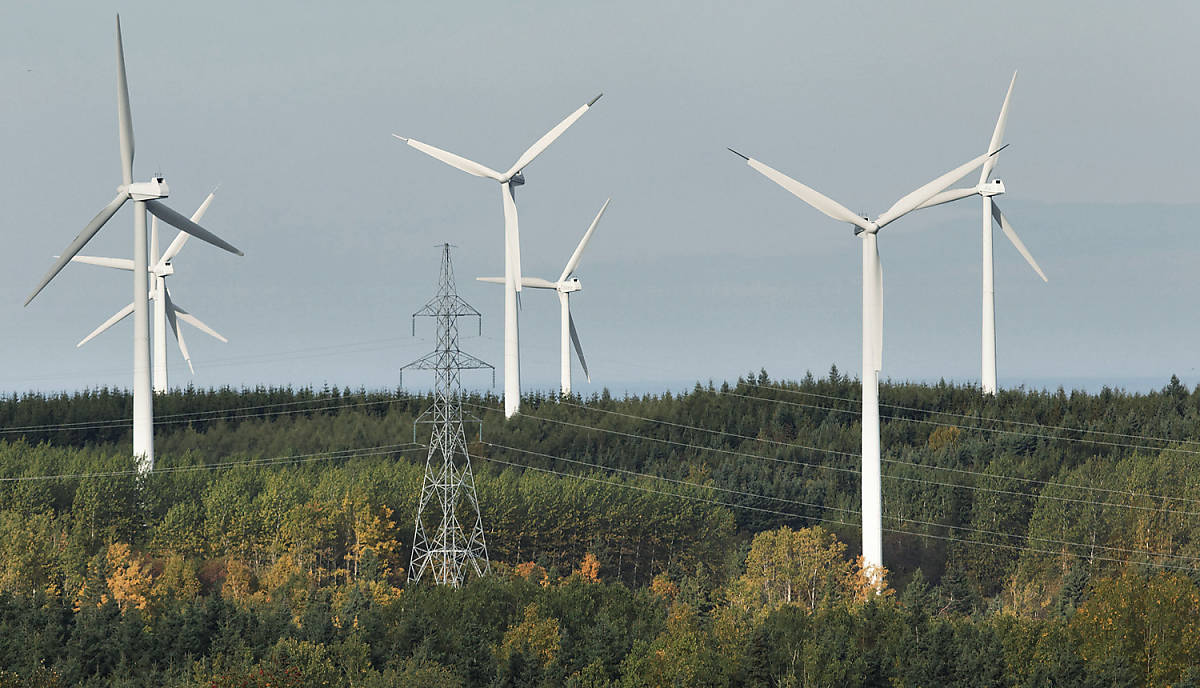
(4, 379, 1199, 511)
(476, 453, 1200, 573)
(486, 441, 1200, 564)
(754, 381, 1200, 448)
(0, 442, 424, 482)
(721, 388, 1200, 457)
(0, 394, 426, 436)
(462, 400, 862, 478)
(472, 401, 1200, 517)
(555, 397, 1200, 507)
(484, 441, 859, 515)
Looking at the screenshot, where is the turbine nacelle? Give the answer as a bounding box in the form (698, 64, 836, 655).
(980, 179, 1005, 197)
(124, 177, 168, 201)
(152, 262, 175, 277)
(509, 172, 525, 186)
(558, 277, 582, 294)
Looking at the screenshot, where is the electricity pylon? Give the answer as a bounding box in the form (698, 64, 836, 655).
(404, 243, 492, 586)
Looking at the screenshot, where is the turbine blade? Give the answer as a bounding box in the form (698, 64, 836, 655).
(504, 94, 602, 179)
(169, 297, 229, 343)
(477, 276, 556, 289)
(77, 301, 135, 347)
(26, 193, 128, 306)
(115, 15, 134, 186)
(875, 149, 998, 229)
(163, 295, 194, 374)
(992, 202, 1047, 282)
(145, 200, 242, 256)
(980, 71, 1017, 184)
(150, 215, 159, 264)
(915, 186, 978, 210)
(159, 187, 219, 266)
(502, 182, 522, 292)
(559, 198, 610, 282)
(743, 156, 874, 233)
(874, 240, 883, 372)
(394, 136, 503, 181)
(568, 307, 590, 382)
(70, 255, 135, 271)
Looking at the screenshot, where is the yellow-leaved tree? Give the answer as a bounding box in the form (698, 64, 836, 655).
(495, 603, 561, 680)
(728, 525, 887, 617)
(104, 543, 153, 612)
(573, 552, 601, 583)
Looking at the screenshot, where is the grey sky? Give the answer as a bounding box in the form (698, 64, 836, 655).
(1, 1, 1197, 396)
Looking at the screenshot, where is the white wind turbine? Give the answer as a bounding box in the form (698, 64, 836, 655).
(478, 198, 610, 396)
(71, 190, 229, 393)
(24, 16, 242, 472)
(730, 145, 1001, 577)
(395, 93, 602, 418)
(916, 72, 1047, 394)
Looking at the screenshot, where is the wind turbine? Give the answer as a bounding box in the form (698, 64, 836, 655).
(24, 16, 242, 472)
(916, 72, 1047, 394)
(478, 198, 610, 396)
(71, 190, 229, 392)
(395, 93, 602, 418)
(729, 145, 1000, 577)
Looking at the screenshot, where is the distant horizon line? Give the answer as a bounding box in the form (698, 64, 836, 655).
(1, 373, 1193, 399)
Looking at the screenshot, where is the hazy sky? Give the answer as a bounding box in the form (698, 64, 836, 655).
(1, 1, 1198, 396)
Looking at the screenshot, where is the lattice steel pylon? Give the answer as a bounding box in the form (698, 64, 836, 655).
(403, 243, 493, 587)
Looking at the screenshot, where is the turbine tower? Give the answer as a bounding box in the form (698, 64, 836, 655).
(730, 146, 999, 577)
(395, 93, 602, 418)
(916, 72, 1047, 394)
(24, 16, 242, 472)
(71, 190, 228, 392)
(479, 198, 610, 396)
(404, 244, 493, 587)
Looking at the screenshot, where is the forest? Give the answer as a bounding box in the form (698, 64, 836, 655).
(0, 369, 1197, 686)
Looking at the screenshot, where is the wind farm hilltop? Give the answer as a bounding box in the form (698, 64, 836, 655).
(2, 8, 1199, 687)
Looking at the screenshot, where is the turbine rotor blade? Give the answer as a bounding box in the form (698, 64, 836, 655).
(477, 276, 557, 289)
(980, 71, 1017, 184)
(992, 201, 1048, 282)
(26, 193, 128, 306)
(163, 294, 194, 375)
(70, 255, 135, 271)
(915, 186, 978, 210)
(875, 149, 998, 229)
(167, 293, 228, 343)
(504, 94, 601, 179)
(502, 182, 522, 292)
(158, 188, 219, 266)
(743, 157, 874, 233)
(77, 301, 135, 347)
(559, 198, 610, 282)
(177, 311, 228, 343)
(115, 15, 134, 186)
(568, 307, 590, 382)
(394, 136, 503, 181)
(145, 200, 242, 256)
(874, 240, 883, 372)
(150, 215, 159, 264)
